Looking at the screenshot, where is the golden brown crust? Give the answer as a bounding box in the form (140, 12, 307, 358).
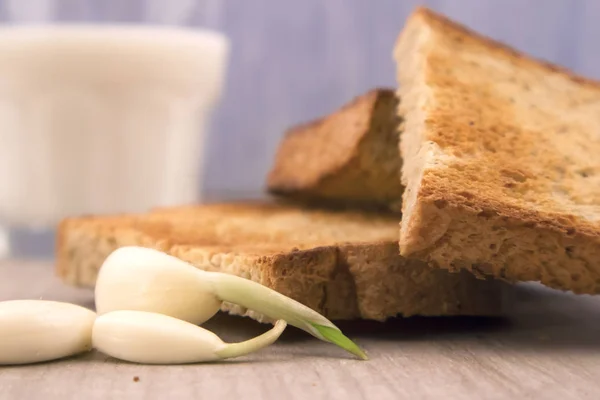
(266, 88, 404, 211)
(395, 7, 600, 294)
(56, 202, 508, 320)
(412, 7, 600, 88)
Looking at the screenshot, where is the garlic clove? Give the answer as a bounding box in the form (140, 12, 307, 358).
(96, 246, 367, 360)
(95, 246, 222, 325)
(92, 310, 287, 364)
(0, 300, 96, 365)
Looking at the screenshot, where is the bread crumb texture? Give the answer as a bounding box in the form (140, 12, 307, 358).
(395, 7, 600, 294)
(57, 202, 508, 321)
(267, 89, 404, 211)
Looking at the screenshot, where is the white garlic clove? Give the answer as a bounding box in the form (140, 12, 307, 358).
(96, 246, 367, 360)
(95, 246, 222, 325)
(0, 300, 96, 365)
(92, 310, 287, 364)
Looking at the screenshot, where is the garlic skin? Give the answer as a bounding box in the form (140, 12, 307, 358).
(93, 310, 287, 364)
(95, 246, 222, 325)
(0, 300, 96, 365)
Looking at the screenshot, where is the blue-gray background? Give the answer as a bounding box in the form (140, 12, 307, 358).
(0, 0, 596, 258)
(1, 0, 597, 194)
(202, 0, 597, 194)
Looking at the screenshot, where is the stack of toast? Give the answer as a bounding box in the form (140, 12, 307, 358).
(57, 7, 600, 323)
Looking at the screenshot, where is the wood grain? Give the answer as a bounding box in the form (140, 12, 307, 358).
(1, 260, 600, 399)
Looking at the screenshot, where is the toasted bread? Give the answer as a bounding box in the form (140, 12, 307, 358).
(56, 202, 506, 321)
(394, 7, 600, 294)
(267, 89, 403, 211)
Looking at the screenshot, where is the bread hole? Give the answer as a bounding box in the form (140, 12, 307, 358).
(478, 209, 498, 218)
(576, 168, 593, 178)
(571, 273, 580, 282)
(565, 246, 574, 257)
(483, 141, 497, 153)
(500, 169, 527, 182)
(489, 243, 497, 250)
(434, 199, 448, 209)
(566, 228, 576, 236)
(458, 191, 474, 200)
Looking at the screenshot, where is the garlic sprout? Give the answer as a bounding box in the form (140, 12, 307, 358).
(95, 246, 367, 360)
(92, 310, 287, 364)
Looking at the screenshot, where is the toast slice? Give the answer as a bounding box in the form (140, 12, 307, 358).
(267, 89, 404, 211)
(394, 7, 600, 294)
(56, 202, 506, 321)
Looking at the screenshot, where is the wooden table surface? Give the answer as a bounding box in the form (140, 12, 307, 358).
(1, 260, 600, 400)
